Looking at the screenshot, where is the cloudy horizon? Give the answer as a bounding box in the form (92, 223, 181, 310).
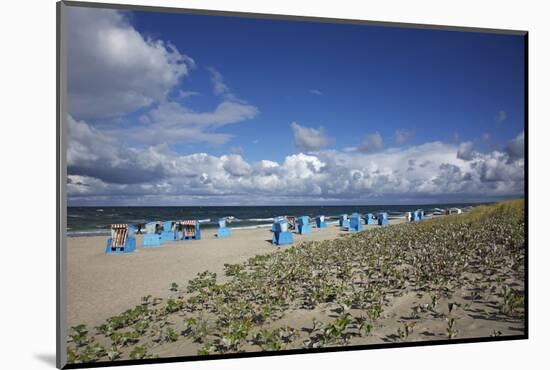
(66, 7, 525, 206)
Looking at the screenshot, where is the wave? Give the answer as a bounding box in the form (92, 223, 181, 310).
(247, 217, 275, 222)
(231, 223, 273, 230)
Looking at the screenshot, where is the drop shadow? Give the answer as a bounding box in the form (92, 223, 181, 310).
(34, 353, 56, 367)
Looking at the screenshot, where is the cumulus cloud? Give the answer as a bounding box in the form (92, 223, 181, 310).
(67, 8, 194, 120)
(358, 132, 384, 153)
(123, 67, 258, 145)
(291, 122, 331, 151)
(505, 131, 524, 160)
(457, 141, 475, 161)
(68, 136, 525, 205)
(67, 115, 171, 184)
(394, 129, 414, 145)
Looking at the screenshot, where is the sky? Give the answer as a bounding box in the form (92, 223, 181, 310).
(65, 6, 525, 206)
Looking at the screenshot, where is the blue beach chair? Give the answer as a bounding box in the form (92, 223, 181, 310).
(105, 224, 136, 254)
(180, 220, 201, 241)
(296, 216, 311, 234)
(315, 215, 327, 228)
(143, 221, 162, 247)
(160, 221, 177, 242)
(364, 213, 376, 225)
(217, 217, 231, 238)
(349, 213, 363, 232)
(339, 214, 350, 228)
(272, 220, 293, 245)
(378, 212, 389, 226)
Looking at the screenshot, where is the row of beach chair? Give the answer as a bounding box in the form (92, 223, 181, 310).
(271, 212, 391, 245)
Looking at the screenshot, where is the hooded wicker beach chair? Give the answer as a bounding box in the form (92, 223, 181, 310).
(364, 213, 376, 225)
(339, 214, 350, 228)
(105, 224, 136, 254)
(143, 221, 162, 247)
(272, 219, 293, 245)
(378, 212, 389, 226)
(349, 213, 363, 232)
(180, 220, 201, 240)
(160, 220, 177, 242)
(217, 217, 231, 238)
(315, 215, 327, 228)
(296, 215, 311, 234)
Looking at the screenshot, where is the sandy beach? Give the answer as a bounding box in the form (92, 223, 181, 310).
(67, 221, 405, 327)
(65, 204, 524, 363)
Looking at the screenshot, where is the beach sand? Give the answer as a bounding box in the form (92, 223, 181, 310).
(66, 209, 524, 361)
(67, 221, 404, 327)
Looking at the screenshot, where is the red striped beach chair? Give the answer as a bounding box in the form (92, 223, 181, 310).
(106, 224, 136, 254)
(179, 220, 201, 240)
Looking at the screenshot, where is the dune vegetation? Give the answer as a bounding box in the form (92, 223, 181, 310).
(66, 200, 525, 364)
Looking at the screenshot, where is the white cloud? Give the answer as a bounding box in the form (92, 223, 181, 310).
(207, 67, 232, 97)
(358, 132, 384, 153)
(291, 122, 331, 151)
(457, 141, 475, 160)
(394, 129, 414, 145)
(67, 8, 194, 120)
(496, 110, 508, 124)
(222, 154, 252, 176)
(179, 90, 201, 99)
(505, 131, 524, 160)
(309, 89, 323, 96)
(68, 127, 525, 205)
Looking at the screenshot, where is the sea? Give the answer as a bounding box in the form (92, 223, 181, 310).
(67, 203, 484, 237)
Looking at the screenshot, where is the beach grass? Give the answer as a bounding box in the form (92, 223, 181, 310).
(66, 199, 525, 363)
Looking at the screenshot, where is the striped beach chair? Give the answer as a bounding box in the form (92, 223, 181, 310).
(105, 224, 136, 254)
(180, 220, 201, 240)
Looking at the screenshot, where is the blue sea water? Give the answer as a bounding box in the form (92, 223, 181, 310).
(66, 203, 483, 236)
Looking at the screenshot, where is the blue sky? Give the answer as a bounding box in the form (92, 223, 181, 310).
(66, 6, 525, 205)
(128, 11, 524, 161)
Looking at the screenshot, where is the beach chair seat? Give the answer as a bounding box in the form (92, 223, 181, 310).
(105, 224, 136, 254)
